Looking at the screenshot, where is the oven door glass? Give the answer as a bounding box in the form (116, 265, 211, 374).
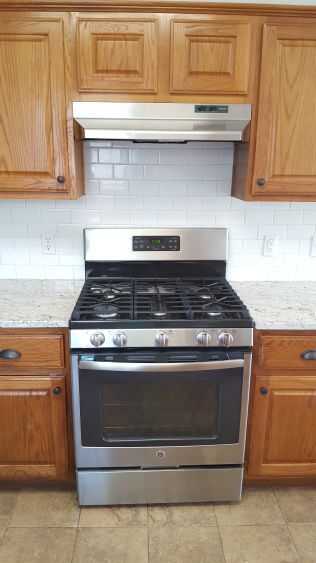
(78, 357, 244, 447)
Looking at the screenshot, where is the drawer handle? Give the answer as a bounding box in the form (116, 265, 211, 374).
(260, 386, 269, 395)
(0, 349, 22, 359)
(53, 386, 62, 395)
(301, 350, 316, 360)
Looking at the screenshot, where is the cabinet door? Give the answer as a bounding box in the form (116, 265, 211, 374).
(77, 17, 158, 93)
(0, 376, 69, 478)
(0, 17, 68, 196)
(170, 16, 253, 95)
(253, 22, 316, 197)
(248, 375, 316, 477)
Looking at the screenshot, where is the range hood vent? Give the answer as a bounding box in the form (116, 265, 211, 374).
(73, 102, 251, 142)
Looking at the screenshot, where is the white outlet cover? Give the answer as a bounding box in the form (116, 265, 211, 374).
(311, 234, 316, 257)
(263, 236, 279, 257)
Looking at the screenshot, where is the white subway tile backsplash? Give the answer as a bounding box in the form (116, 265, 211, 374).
(144, 196, 172, 210)
(85, 196, 114, 209)
(86, 164, 113, 179)
(71, 210, 101, 224)
(41, 210, 72, 224)
(160, 148, 189, 164)
(130, 148, 159, 164)
(130, 181, 158, 195)
(100, 180, 128, 195)
(159, 181, 187, 195)
(0, 140, 315, 281)
(144, 165, 173, 180)
(99, 148, 128, 163)
(172, 196, 202, 210)
(115, 196, 143, 210)
(188, 181, 217, 195)
(186, 211, 216, 226)
(100, 210, 129, 224)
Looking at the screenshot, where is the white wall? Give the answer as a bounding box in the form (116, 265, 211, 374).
(0, 140, 315, 281)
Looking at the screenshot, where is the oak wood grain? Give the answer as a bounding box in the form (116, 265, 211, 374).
(0, 375, 69, 478)
(0, 334, 65, 372)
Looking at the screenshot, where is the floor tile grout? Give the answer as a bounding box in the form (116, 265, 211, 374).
(272, 488, 302, 563)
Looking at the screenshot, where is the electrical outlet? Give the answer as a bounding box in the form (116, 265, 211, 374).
(311, 234, 316, 256)
(41, 233, 56, 255)
(263, 236, 279, 257)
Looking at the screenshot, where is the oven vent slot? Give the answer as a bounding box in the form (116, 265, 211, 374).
(126, 355, 156, 362)
(168, 355, 198, 362)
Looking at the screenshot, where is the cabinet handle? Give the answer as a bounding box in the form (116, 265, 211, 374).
(301, 350, 316, 360)
(53, 386, 62, 395)
(0, 349, 22, 359)
(260, 386, 268, 395)
(257, 178, 266, 187)
(56, 175, 65, 184)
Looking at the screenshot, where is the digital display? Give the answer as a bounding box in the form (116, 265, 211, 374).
(150, 239, 161, 244)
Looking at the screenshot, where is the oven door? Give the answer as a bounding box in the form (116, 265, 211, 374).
(71, 352, 252, 469)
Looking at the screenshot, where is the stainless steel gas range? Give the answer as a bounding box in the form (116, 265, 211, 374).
(70, 228, 253, 506)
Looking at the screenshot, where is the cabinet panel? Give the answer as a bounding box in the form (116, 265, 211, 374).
(0, 16, 69, 196)
(253, 22, 316, 196)
(256, 334, 316, 371)
(77, 17, 158, 93)
(170, 17, 252, 94)
(0, 334, 65, 372)
(248, 375, 316, 477)
(0, 376, 69, 478)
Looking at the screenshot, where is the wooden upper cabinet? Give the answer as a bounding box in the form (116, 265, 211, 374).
(76, 16, 158, 93)
(0, 16, 72, 197)
(248, 375, 316, 477)
(169, 16, 254, 96)
(253, 21, 316, 197)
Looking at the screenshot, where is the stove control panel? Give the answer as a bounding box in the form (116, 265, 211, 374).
(133, 236, 180, 251)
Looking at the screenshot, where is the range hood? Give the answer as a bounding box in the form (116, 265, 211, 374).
(73, 102, 251, 142)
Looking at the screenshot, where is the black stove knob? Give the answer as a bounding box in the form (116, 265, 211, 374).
(196, 332, 211, 346)
(90, 332, 105, 347)
(155, 332, 169, 347)
(113, 332, 127, 347)
(218, 332, 234, 348)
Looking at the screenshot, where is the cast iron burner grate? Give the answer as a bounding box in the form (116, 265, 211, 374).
(71, 277, 251, 323)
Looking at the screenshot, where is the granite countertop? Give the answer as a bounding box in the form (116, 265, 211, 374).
(0, 280, 83, 328)
(0, 279, 316, 330)
(231, 281, 316, 330)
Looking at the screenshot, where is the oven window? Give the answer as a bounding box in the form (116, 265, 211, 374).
(79, 366, 243, 447)
(101, 380, 219, 442)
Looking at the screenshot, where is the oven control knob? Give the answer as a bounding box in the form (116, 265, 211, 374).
(196, 332, 211, 346)
(90, 332, 105, 347)
(113, 332, 127, 347)
(218, 332, 234, 348)
(155, 331, 169, 347)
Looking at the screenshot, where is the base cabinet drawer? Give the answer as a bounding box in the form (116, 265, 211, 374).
(0, 375, 69, 478)
(0, 333, 65, 372)
(255, 333, 316, 371)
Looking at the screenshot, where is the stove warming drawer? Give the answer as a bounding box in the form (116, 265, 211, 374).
(77, 466, 243, 505)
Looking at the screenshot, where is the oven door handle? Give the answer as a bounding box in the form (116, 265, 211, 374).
(78, 359, 244, 372)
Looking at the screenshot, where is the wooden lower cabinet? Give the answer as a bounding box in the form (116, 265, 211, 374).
(0, 328, 73, 480)
(0, 375, 69, 479)
(246, 330, 316, 480)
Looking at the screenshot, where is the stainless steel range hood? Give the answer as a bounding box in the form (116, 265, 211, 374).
(73, 102, 251, 142)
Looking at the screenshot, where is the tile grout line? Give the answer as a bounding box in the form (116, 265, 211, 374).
(0, 489, 21, 546)
(213, 502, 227, 563)
(272, 488, 302, 563)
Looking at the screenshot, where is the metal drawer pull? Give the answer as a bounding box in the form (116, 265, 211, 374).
(53, 387, 62, 395)
(0, 349, 22, 359)
(301, 350, 316, 360)
(260, 386, 268, 395)
(79, 359, 244, 372)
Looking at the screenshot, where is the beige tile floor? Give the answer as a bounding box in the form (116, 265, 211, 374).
(0, 486, 315, 562)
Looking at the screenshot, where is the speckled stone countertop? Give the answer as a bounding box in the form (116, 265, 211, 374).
(0, 280, 83, 328)
(231, 281, 316, 330)
(0, 279, 316, 330)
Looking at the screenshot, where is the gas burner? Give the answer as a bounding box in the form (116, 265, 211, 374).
(151, 297, 168, 318)
(93, 304, 118, 319)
